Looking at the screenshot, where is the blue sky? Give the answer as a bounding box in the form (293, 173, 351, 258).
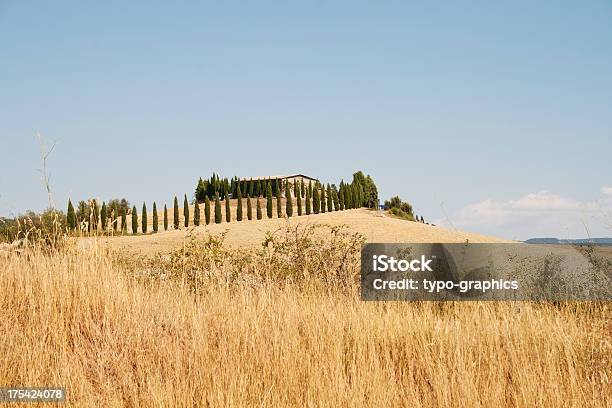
(1, 1, 611, 240)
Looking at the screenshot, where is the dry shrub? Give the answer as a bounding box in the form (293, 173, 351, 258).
(128, 224, 364, 294)
(0, 226, 610, 407)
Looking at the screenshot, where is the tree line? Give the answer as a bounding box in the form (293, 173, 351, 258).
(64, 171, 379, 234)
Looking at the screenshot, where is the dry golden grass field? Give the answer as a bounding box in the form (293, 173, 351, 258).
(1, 206, 610, 407)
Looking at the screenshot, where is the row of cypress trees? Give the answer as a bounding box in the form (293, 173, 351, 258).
(67, 186, 347, 234)
(66, 172, 378, 234)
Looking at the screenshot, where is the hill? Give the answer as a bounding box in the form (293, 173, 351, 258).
(82, 205, 509, 255)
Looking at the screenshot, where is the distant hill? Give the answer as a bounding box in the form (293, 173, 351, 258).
(524, 237, 612, 245)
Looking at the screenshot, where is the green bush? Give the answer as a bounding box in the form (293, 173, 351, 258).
(384, 196, 414, 218)
(389, 207, 415, 221)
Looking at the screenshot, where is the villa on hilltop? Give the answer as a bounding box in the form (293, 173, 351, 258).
(240, 174, 319, 184)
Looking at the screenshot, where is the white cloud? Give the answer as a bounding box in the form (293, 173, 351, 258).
(436, 190, 612, 240)
(512, 191, 585, 210)
(601, 186, 612, 196)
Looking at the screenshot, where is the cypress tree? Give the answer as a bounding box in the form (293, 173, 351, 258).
(301, 180, 305, 198)
(77, 201, 88, 232)
(266, 184, 273, 218)
(320, 185, 326, 213)
(338, 184, 344, 210)
(293, 181, 299, 200)
(164, 204, 168, 231)
(247, 197, 252, 220)
(344, 186, 351, 209)
(332, 189, 339, 211)
(153, 202, 158, 232)
(236, 185, 243, 221)
(100, 202, 107, 232)
(286, 183, 293, 217)
(131, 205, 138, 234)
(225, 196, 231, 222)
(173, 196, 179, 229)
(276, 184, 282, 218)
(195, 178, 205, 202)
(67, 199, 76, 231)
(204, 196, 211, 225)
(194, 200, 200, 226)
(256, 197, 262, 220)
(297, 188, 302, 216)
(327, 184, 333, 212)
(142, 203, 147, 233)
(184, 194, 189, 227)
(121, 207, 127, 233)
(214, 194, 222, 224)
(305, 187, 312, 215)
(91, 200, 99, 231)
(313, 186, 320, 214)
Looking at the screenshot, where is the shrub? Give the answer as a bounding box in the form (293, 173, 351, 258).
(384, 196, 402, 210)
(0, 208, 66, 246)
(384, 196, 414, 218)
(389, 207, 414, 221)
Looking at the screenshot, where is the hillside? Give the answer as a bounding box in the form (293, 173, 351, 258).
(82, 205, 509, 255)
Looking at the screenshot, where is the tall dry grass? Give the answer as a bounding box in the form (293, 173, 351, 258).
(0, 226, 609, 407)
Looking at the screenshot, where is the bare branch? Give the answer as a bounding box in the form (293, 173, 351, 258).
(35, 132, 58, 210)
(440, 201, 456, 231)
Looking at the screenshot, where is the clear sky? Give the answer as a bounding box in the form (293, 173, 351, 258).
(1, 1, 611, 240)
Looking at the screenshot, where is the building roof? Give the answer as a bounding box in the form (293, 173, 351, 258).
(239, 174, 318, 181)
